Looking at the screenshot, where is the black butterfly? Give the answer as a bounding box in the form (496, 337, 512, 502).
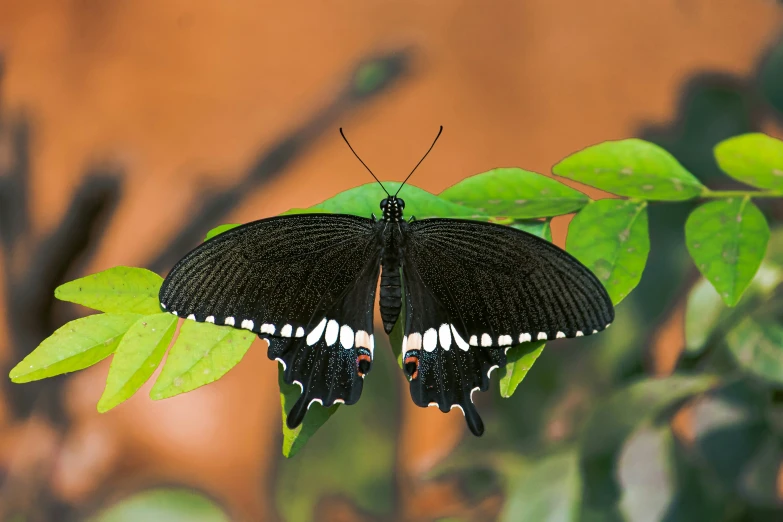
(158, 128, 614, 436)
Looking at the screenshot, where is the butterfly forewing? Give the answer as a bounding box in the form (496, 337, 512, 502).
(398, 218, 614, 435)
(159, 214, 383, 427)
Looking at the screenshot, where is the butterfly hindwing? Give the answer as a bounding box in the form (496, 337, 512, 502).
(401, 264, 507, 436)
(270, 253, 381, 428)
(159, 214, 383, 427)
(399, 218, 614, 435)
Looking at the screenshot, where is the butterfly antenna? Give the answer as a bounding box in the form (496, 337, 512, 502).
(394, 126, 443, 196)
(340, 128, 389, 196)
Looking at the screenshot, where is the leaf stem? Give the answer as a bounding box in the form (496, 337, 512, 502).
(700, 190, 783, 199)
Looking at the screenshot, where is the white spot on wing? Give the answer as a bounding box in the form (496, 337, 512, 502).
(469, 335, 478, 346)
(470, 387, 480, 402)
(171, 311, 178, 316)
(293, 380, 303, 392)
(556, 331, 566, 339)
(161, 303, 166, 309)
(451, 325, 469, 351)
(325, 320, 339, 346)
(187, 314, 196, 321)
(280, 324, 292, 337)
(275, 357, 286, 370)
(481, 333, 492, 347)
(487, 365, 499, 378)
(295, 327, 305, 337)
(340, 325, 354, 349)
(241, 319, 254, 331)
(333, 399, 345, 404)
(407, 332, 422, 351)
(537, 332, 547, 340)
(439, 323, 452, 350)
(592, 329, 598, 334)
(307, 398, 323, 409)
(450, 404, 465, 416)
(205, 316, 215, 323)
(261, 323, 276, 335)
(423, 328, 438, 352)
(307, 318, 327, 345)
(224, 316, 235, 326)
(498, 335, 512, 346)
(428, 402, 439, 408)
(576, 330, 584, 337)
(355, 330, 372, 353)
(519, 332, 532, 343)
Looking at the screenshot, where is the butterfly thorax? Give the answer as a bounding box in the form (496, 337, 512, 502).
(378, 197, 407, 333)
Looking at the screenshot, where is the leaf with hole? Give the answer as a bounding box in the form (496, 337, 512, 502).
(9, 313, 142, 383)
(439, 168, 589, 218)
(150, 320, 254, 400)
(552, 139, 705, 200)
(98, 313, 177, 412)
(685, 197, 769, 307)
(55, 266, 163, 315)
(566, 199, 649, 305)
(714, 133, 783, 190)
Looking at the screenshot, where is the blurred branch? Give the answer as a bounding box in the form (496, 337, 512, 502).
(0, 116, 30, 258)
(148, 48, 414, 273)
(3, 168, 123, 422)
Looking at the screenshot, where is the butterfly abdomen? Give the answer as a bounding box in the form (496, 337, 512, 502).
(379, 258, 402, 334)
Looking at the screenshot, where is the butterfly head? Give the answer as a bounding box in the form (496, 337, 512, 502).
(380, 196, 405, 222)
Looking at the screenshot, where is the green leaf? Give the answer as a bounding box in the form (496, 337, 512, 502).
(684, 263, 782, 354)
(690, 382, 768, 496)
(509, 219, 552, 241)
(552, 139, 704, 200)
(566, 199, 650, 305)
(714, 133, 783, 190)
(97, 313, 177, 412)
(54, 266, 163, 315)
(88, 488, 230, 522)
(500, 450, 581, 522)
(150, 321, 254, 400)
(580, 375, 719, 518)
(738, 437, 783, 507)
(498, 341, 546, 398)
(9, 313, 142, 383)
(685, 197, 770, 307)
(617, 425, 676, 522)
(204, 223, 240, 241)
(313, 182, 486, 219)
(581, 374, 719, 459)
(439, 168, 589, 218)
(725, 316, 783, 385)
(279, 365, 339, 458)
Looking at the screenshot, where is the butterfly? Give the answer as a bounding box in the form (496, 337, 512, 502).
(158, 127, 614, 436)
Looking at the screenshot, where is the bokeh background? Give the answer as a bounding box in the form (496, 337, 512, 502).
(2, 1, 783, 521)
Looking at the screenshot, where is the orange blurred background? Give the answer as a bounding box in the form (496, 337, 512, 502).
(1, 1, 782, 521)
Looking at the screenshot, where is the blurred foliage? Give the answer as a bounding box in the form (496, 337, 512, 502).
(88, 489, 230, 522)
